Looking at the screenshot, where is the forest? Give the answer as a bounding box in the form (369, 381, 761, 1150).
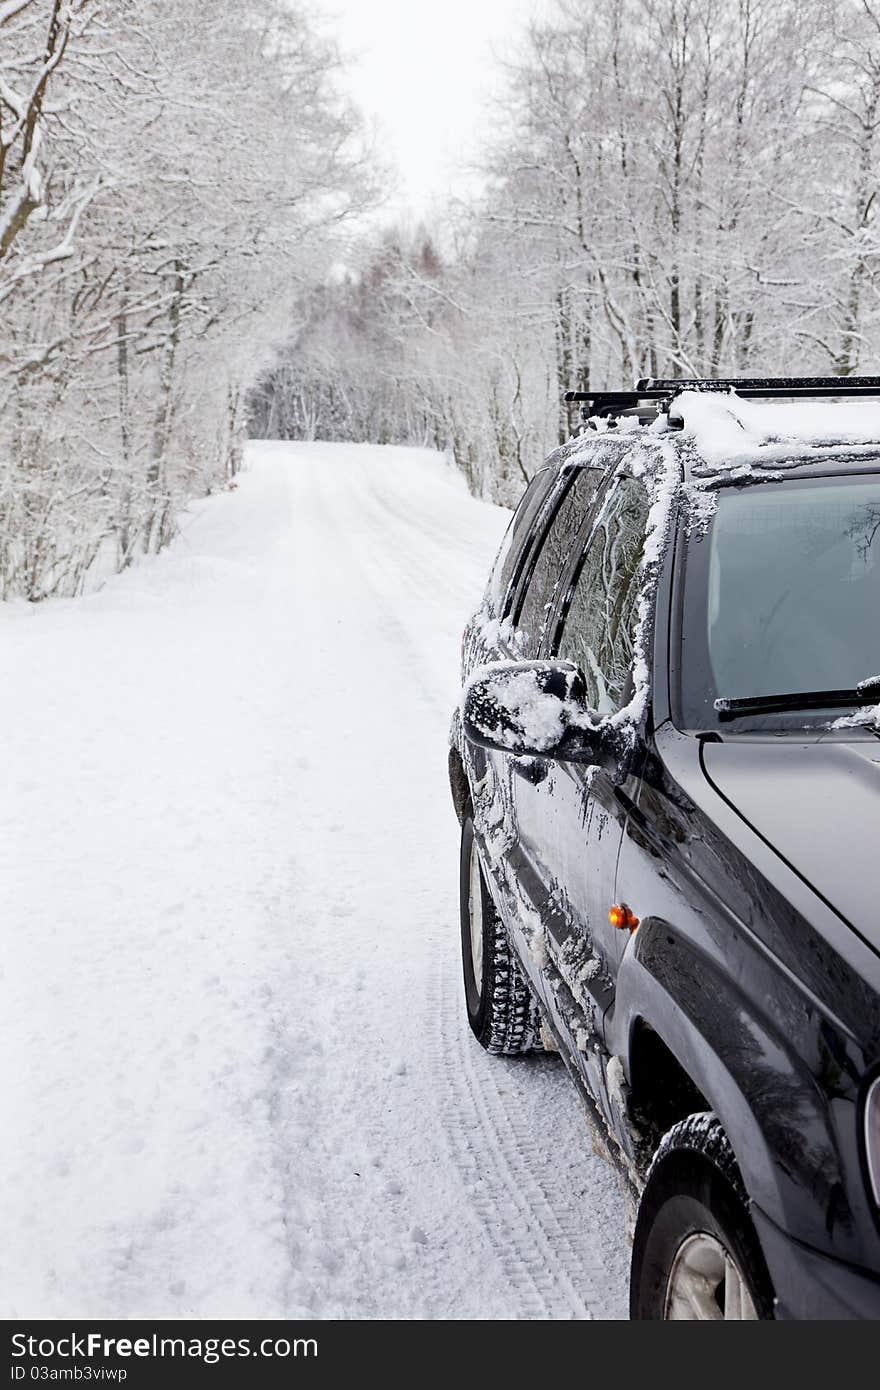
(0, 0, 375, 598)
(4, 0, 880, 596)
(251, 0, 880, 504)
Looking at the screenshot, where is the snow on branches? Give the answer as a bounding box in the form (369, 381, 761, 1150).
(252, 0, 880, 511)
(0, 1, 376, 598)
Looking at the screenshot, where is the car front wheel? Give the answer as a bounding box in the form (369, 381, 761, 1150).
(459, 814, 541, 1055)
(630, 1113, 774, 1320)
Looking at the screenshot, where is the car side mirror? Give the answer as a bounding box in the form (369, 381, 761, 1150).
(461, 660, 623, 767)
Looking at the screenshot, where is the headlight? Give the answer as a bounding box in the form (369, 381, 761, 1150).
(866, 1076, 880, 1206)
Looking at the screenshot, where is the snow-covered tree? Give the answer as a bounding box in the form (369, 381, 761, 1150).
(0, 0, 375, 598)
(254, 0, 880, 503)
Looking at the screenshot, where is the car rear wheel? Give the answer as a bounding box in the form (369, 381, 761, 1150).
(630, 1113, 774, 1320)
(459, 814, 541, 1055)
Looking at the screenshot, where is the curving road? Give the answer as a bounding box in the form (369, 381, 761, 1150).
(1, 442, 630, 1319)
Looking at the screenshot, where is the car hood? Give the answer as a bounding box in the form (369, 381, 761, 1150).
(701, 735, 880, 954)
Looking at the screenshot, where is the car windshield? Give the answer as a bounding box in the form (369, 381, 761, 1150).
(678, 473, 880, 731)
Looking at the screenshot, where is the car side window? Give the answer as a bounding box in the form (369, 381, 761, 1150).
(515, 467, 605, 657)
(555, 477, 650, 715)
(485, 468, 555, 614)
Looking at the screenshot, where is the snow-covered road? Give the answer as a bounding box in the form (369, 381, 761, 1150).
(1, 443, 629, 1319)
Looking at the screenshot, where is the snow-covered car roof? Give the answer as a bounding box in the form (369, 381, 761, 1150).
(565, 390, 880, 483)
(670, 390, 880, 476)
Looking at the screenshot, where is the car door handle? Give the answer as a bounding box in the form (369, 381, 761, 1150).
(512, 756, 550, 785)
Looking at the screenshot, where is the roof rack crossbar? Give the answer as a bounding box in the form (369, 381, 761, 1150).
(563, 389, 669, 419)
(637, 376, 880, 397)
(565, 377, 880, 422)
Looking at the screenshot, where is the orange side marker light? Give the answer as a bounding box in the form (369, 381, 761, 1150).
(609, 903, 639, 932)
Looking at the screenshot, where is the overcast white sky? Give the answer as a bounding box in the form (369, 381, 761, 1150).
(311, 0, 543, 221)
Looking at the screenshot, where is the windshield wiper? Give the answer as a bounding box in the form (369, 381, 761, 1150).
(715, 676, 880, 721)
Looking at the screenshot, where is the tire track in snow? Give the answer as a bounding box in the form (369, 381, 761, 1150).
(357, 461, 504, 578)
(428, 951, 630, 1319)
(425, 967, 575, 1318)
(3, 443, 628, 1319)
(325, 449, 629, 1319)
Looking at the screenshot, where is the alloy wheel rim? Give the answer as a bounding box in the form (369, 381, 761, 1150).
(468, 839, 484, 996)
(664, 1231, 758, 1320)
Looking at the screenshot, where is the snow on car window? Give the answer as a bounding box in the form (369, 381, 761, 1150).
(515, 466, 605, 656)
(463, 430, 682, 751)
(556, 478, 651, 716)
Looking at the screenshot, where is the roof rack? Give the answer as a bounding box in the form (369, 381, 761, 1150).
(637, 376, 880, 398)
(564, 376, 880, 424)
(563, 388, 669, 420)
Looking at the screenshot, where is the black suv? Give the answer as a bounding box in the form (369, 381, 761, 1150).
(448, 377, 880, 1320)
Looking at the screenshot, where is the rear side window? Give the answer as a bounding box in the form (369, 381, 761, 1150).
(554, 477, 650, 715)
(485, 468, 555, 613)
(515, 467, 605, 657)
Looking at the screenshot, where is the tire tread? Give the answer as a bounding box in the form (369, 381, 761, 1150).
(630, 1110, 774, 1319)
(460, 815, 541, 1056)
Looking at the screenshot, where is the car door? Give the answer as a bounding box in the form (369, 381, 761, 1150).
(464, 464, 583, 1004)
(500, 464, 609, 942)
(512, 472, 651, 1070)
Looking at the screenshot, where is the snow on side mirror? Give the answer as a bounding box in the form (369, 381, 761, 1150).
(461, 660, 618, 765)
